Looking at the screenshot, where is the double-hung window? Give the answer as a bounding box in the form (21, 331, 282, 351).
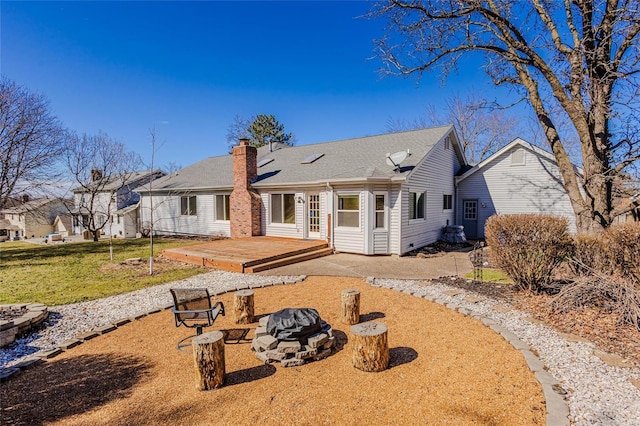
(271, 194, 295, 224)
(337, 194, 360, 227)
(409, 191, 425, 220)
(443, 194, 453, 210)
(215, 195, 230, 221)
(181, 195, 197, 216)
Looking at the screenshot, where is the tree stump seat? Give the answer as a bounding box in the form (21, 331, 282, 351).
(192, 331, 225, 390)
(350, 321, 389, 372)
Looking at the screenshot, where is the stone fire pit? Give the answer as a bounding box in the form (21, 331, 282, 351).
(251, 308, 334, 367)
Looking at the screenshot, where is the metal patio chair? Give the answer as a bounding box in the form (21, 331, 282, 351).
(170, 288, 225, 350)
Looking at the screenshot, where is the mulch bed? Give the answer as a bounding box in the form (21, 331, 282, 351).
(0, 277, 545, 425)
(442, 277, 640, 366)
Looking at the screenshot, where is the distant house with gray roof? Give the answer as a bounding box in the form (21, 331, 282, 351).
(72, 169, 165, 239)
(138, 126, 467, 255)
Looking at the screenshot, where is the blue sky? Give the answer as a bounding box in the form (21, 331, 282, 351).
(2, 1, 508, 169)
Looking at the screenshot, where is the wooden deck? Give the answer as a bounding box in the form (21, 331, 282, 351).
(162, 236, 332, 273)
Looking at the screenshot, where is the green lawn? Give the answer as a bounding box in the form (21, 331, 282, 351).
(463, 268, 513, 283)
(0, 238, 207, 306)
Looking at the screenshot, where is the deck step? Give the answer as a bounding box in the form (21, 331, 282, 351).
(245, 247, 334, 273)
(242, 242, 328, 268)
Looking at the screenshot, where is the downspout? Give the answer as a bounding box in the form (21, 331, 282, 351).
(326, 182, 334, 252)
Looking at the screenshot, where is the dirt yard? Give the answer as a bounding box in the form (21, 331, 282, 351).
(1, 277, 545, 425)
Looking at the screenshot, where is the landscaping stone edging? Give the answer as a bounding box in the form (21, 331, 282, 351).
(1, 304, 49, 348)
(0, 279, 303, 382)
(366, 276, 570, 426)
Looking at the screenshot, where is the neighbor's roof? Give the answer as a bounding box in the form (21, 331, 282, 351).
(143, 126, 462, 192)
(73, 170, 165, 193)
(0, 198, 64, 214)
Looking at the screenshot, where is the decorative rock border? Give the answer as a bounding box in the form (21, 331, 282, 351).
(366, 276, 570, 426)
(0, 279, 304, 383)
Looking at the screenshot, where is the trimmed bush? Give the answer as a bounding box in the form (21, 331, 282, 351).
(570, 234, 612, 276)
(604, 222, 640, 284)
(485, 214, 572, 292)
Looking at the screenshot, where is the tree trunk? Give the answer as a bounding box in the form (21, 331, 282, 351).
(341, 289, 360, 325)
(233, 290, 254, 324)
(351, 322, 389, 372)
(192, 331, 225, 390)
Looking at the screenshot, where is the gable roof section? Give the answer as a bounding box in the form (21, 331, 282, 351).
(455, 138, 582, 184)
(0, 198, 66, 214)
(73, 170, 165, 193)
(144, 126, 465, 192)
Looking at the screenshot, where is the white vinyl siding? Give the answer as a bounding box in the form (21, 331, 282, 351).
(333, 189, 365, 254)
(457, 144, 577, 237)
(399, 132, 460, 254)
(262, 191, 304, 238)
(140, 193, 230, 237)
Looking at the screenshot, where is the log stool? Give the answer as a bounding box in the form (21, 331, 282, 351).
(192, 331, 225, 390)
(233, 289, 254, 324)
(341, 289, 360, 325)
(350, 321, 389, 372)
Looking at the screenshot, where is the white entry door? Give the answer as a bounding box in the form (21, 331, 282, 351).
(307, 193, 320, 239)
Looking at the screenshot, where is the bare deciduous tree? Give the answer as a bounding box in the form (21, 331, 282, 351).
(65, 132, 141, 242)
(387, 91, 521, 164)
(0, 78, 66, 209)
(373, 0, 640, 232)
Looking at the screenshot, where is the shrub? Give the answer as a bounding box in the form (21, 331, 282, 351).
(604, 222, 640, 284)
(570, 234, 612, 276)
(485, 214, 572, 292)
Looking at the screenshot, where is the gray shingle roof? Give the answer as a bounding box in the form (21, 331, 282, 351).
(144, 126, 456, 192)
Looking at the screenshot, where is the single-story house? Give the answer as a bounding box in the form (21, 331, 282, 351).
(137, 128, 584, 254)
(455, 138, 581, 238)
(139, 126, 467, 255)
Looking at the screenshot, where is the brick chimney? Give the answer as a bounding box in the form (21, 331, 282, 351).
(230, 139, 262, 238)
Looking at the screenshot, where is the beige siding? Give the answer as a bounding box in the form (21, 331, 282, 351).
(457, 144, 577, 237)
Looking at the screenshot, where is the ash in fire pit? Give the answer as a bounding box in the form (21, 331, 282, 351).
(251, 308, 334, 367)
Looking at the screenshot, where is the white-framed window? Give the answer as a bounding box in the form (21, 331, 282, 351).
(409, 191, 425, 220)
(181, 195, 197, 216)
(443, 194, 453, 210)
(375, 193, 386, 229)
(337, 194, 360, 227)
(444, 136, 451, 150)
(215, 194, 230, 221)
(511, 148, 525, 165)
(271, 193, 295, 224)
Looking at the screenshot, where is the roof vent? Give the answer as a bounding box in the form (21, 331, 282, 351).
(301, 153, 324, 164)
(258, 158, 274, 167)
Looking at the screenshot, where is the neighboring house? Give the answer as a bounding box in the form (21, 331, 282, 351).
(53, 213, 74, 236)
(455, 138, 581, 238)
(0, 197, 71, 240)
(138, 127, 467, 255)
(72, 170, 166, 238)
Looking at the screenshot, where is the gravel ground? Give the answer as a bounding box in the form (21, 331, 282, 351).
(2, 271, 640, 425)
